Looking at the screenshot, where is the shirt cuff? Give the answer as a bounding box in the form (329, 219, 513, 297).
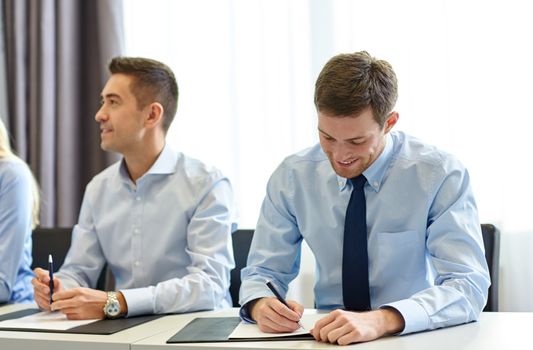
(120, 287, 154, 317)
(381, 299, 429, 335)
(239, 301, 257, 323)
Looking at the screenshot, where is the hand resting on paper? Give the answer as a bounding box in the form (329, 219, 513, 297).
(310, 308, 405, 345)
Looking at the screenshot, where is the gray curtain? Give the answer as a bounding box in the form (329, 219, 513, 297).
(0, 2, 8, 126)
(2, 0, 124, 227)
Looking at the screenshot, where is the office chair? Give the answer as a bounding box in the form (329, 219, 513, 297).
(230, 229, 254, 307)
(31, 227, 111, 291)
(481, 223, 500, 312)
(31, 227, 72, 271)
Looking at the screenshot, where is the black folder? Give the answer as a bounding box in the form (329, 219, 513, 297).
(0, 308, 161, 334)
(166, 317, 314, 343)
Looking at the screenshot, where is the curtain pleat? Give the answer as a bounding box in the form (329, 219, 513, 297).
(2, 0, 124, 226)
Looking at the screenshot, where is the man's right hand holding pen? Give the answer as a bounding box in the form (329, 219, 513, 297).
(250, 297, 304, 333)
(32, 267, 63, 311)
(249, 281, 304, 333)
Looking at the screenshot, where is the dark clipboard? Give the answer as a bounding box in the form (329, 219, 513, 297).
(0, 308, 162, 334)
(166, 317, 315, 343)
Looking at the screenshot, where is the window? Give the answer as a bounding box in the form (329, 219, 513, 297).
(125, 0, 533, 310)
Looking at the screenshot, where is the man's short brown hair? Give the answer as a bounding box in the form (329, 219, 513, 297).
(109, 57, 178, 133)
(314, 51, 397, 127)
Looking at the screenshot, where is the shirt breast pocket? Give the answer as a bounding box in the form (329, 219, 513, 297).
(374, 230, 425, 280)
(376, 230, 420, 247)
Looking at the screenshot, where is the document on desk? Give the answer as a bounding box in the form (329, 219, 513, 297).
(167, 313, 326, 343)
(0, 310, 98, 330)
(0, 308, 162, 334)
(228, 313, 324, 339)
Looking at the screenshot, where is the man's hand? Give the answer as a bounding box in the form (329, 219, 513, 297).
(311, 308, 405, 345)
(50, 287, 108, 320)
(250, 297, 304, 333)
(32, 267, 63, 311)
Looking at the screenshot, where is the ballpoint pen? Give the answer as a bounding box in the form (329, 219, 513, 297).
(48, 254, 54, 304)
(266, 281, 304, 329)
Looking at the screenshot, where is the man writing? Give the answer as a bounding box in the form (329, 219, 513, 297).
(33, 57, 236, 319)
(239, 51, 489, 345)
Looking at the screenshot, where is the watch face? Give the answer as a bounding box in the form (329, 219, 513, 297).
(106, 300, 121, 317)
(104, 292, 122, 318)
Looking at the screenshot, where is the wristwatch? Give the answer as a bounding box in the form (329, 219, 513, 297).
(103, 291, 122, 319)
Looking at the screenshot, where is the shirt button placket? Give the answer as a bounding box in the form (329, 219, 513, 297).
(132, 188, 143, 282)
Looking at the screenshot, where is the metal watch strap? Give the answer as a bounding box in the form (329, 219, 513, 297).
(104, 291, 121, 319)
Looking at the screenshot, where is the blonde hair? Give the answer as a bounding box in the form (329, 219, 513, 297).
(0, 118, 40, 228)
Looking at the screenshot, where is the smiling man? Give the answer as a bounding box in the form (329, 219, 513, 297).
(32, 57, 236, 319)
(239, 51, 490, 345)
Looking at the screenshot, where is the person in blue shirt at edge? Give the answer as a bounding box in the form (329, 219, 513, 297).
(0, 118, 40, 304)
(239, 51, 490, 345)
(32, 57, 236, 319)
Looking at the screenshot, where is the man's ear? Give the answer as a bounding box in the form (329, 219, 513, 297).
(145, 102, 164, 130)
(383, 112, 399, 134)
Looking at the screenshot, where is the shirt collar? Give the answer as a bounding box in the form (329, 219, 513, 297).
(117, 143, 178, 185)
(145, 143, 178, 175)
(336, 133, 394, 192)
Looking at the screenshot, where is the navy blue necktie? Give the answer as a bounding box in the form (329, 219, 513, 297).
(342, 174, 371, 311)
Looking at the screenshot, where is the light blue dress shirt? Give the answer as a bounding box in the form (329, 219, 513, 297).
(57, 145, 237, 316)
(0, 159, 34, 303)
(240, 131, 490, 335)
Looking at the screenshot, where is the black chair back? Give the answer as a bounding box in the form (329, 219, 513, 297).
(481, 223, 500, 311)
(31, 227, 110, 290)
(31, 227, 72, 271)
(230, 229, 254, 307)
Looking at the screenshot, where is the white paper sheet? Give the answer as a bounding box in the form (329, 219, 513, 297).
(229, 313, 325, 339)
(0, 311, 99, 331)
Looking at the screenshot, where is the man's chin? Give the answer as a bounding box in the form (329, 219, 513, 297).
(332, 166, 362, 179)
(100, 142, 114, 152)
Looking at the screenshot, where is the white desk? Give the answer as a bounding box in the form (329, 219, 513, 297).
(2, 305, 532, 350)
(0, 303, 182, 350)
(131, 309, 533, 350)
